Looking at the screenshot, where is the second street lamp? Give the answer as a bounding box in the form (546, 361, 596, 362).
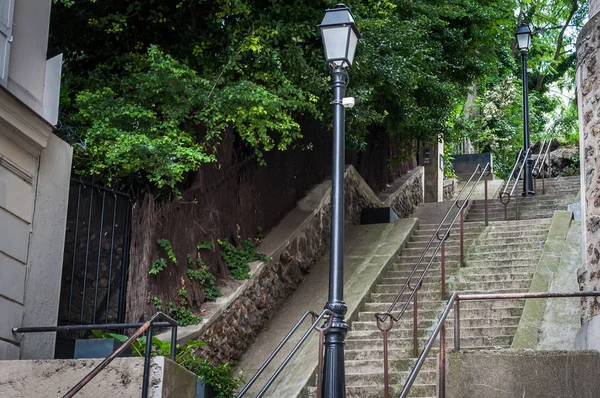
(515, 23, 535, 196)
(318, 3, 360, 397)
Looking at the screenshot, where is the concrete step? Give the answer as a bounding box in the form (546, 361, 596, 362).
(468, 241, 545, 253)
(351, 314, 520, 332)
(357, 306, 524, 322)
(450, 279, 532, 292)
(390, 263, 536, 279)
(380, 271, 533, 286)
(461, 259, 538, 269)
(344, 335, 514, 351)
(409, 229, 549, 244)
(467, 249, 541, 261)
(468, 212, 556, 222)
(361, 299, 527, 317)
(362, 298, 526, 313)
(415, 219, 549, 234)
(374, 278, 531, 294)
(469, 201, 573, 213)
(348, 324, 519, 340)
(344, 368, 437, 387)
(344, 342, 511, 362)
(405, 236, 547, 253)
(346, 356, 436, 373)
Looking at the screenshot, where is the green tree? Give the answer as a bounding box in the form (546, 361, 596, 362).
(51, 0, 553, 192)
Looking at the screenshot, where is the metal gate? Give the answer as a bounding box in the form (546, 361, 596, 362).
(55, 180, 132, 357)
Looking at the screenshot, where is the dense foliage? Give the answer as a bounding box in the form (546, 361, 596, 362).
(50, 0, 524, 193)
(448, 0, 587, 177)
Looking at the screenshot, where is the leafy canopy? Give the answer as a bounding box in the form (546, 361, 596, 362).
(51, 0, 526, 192)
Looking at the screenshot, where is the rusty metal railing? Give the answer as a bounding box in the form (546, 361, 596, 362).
(237, 309, 333, 398)
(13, 312, 178, 397)
(532, 140, 551, 195)
(399, 290, 600, 398)
(374, 162, 491, 398)
(499, 148, 531, 220)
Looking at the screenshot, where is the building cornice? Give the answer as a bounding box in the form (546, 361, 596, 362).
(0, 86, 53, 156)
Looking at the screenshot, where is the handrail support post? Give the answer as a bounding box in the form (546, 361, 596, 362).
(460, 210, 464, 267)
(441, 241, 446, 300)
(515, 188, 519, 220)
(142, 326, 154, 397)
(484, 171, 488, 226)
(439, 321, 446, 398)
(413, 290, 419, 358)
(453, 301, 460, 352)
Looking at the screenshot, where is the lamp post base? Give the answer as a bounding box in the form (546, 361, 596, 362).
(322, 301, 348, 398)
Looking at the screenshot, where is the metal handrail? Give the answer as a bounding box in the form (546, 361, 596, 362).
(374, 162, 491, 398)
(499, 148, 531, 220)
(501, 148, 524, 195)
(509, 147, 531, 198)
(237, 309, 333, 398)
(12, 312, 178, 398)
(376, 163, 490, 322)
(532, 140, 546, 172)
(533, 141, 551, 195)
(399, 290, 600, 398)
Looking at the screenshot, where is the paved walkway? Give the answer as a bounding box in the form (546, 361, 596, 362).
(235, 218, 417, 397)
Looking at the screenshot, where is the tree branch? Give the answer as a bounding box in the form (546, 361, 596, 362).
(534, 0, 578, 92)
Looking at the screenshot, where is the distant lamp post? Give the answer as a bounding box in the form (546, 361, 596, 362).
(318, 3, 359, 397)
(515, 23, 535, 196)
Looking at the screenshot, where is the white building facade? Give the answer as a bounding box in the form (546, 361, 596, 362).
(0, 0, 72, 360)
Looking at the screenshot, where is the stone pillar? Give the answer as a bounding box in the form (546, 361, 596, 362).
(591, 0, 600, 19)
(420, 140, 444, 202)
(575, 9, 600, 349)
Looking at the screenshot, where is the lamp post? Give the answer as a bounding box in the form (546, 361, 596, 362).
(318, 4, 359, 397)
(515, 23, 535, 196)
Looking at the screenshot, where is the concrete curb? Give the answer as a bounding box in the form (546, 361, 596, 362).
(511, 210, 574, 349)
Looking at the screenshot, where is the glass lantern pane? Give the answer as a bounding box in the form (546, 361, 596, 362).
(322, 26, 350, 62)
(516, 33, 531, 51)
(347, 29, 358, 65)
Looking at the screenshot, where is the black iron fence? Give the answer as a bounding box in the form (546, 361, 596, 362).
(55, 180, 132, 358)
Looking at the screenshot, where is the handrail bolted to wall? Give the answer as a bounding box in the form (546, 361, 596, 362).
(398, 290, 600, 398)
(374, 163, 491, 398)
(12, 313, 178, 398)
(237, 309, 333, 398)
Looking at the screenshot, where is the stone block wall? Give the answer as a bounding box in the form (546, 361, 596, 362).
(576, 11, 600, 322)
(443, 179, 457, 201)
(447, 350, 600, 398)
(186, 166, 423, 365)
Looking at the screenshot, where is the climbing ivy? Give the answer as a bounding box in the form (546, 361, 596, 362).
(218, 239, 269, 280)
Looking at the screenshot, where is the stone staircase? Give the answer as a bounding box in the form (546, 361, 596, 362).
(467, 176, 580, 222)
(302, 177, 580, 398)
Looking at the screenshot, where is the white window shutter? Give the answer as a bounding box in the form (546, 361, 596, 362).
(0, 0, 14, 87)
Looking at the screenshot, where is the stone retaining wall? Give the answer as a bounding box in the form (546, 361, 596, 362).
(577, 11, 600, 321)
(166, 166, 424, 365)
(443, 179, 457, 201)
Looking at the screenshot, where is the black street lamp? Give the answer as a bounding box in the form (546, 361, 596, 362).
(515, 23, 535, 196)
(318, 4, 359, 397)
